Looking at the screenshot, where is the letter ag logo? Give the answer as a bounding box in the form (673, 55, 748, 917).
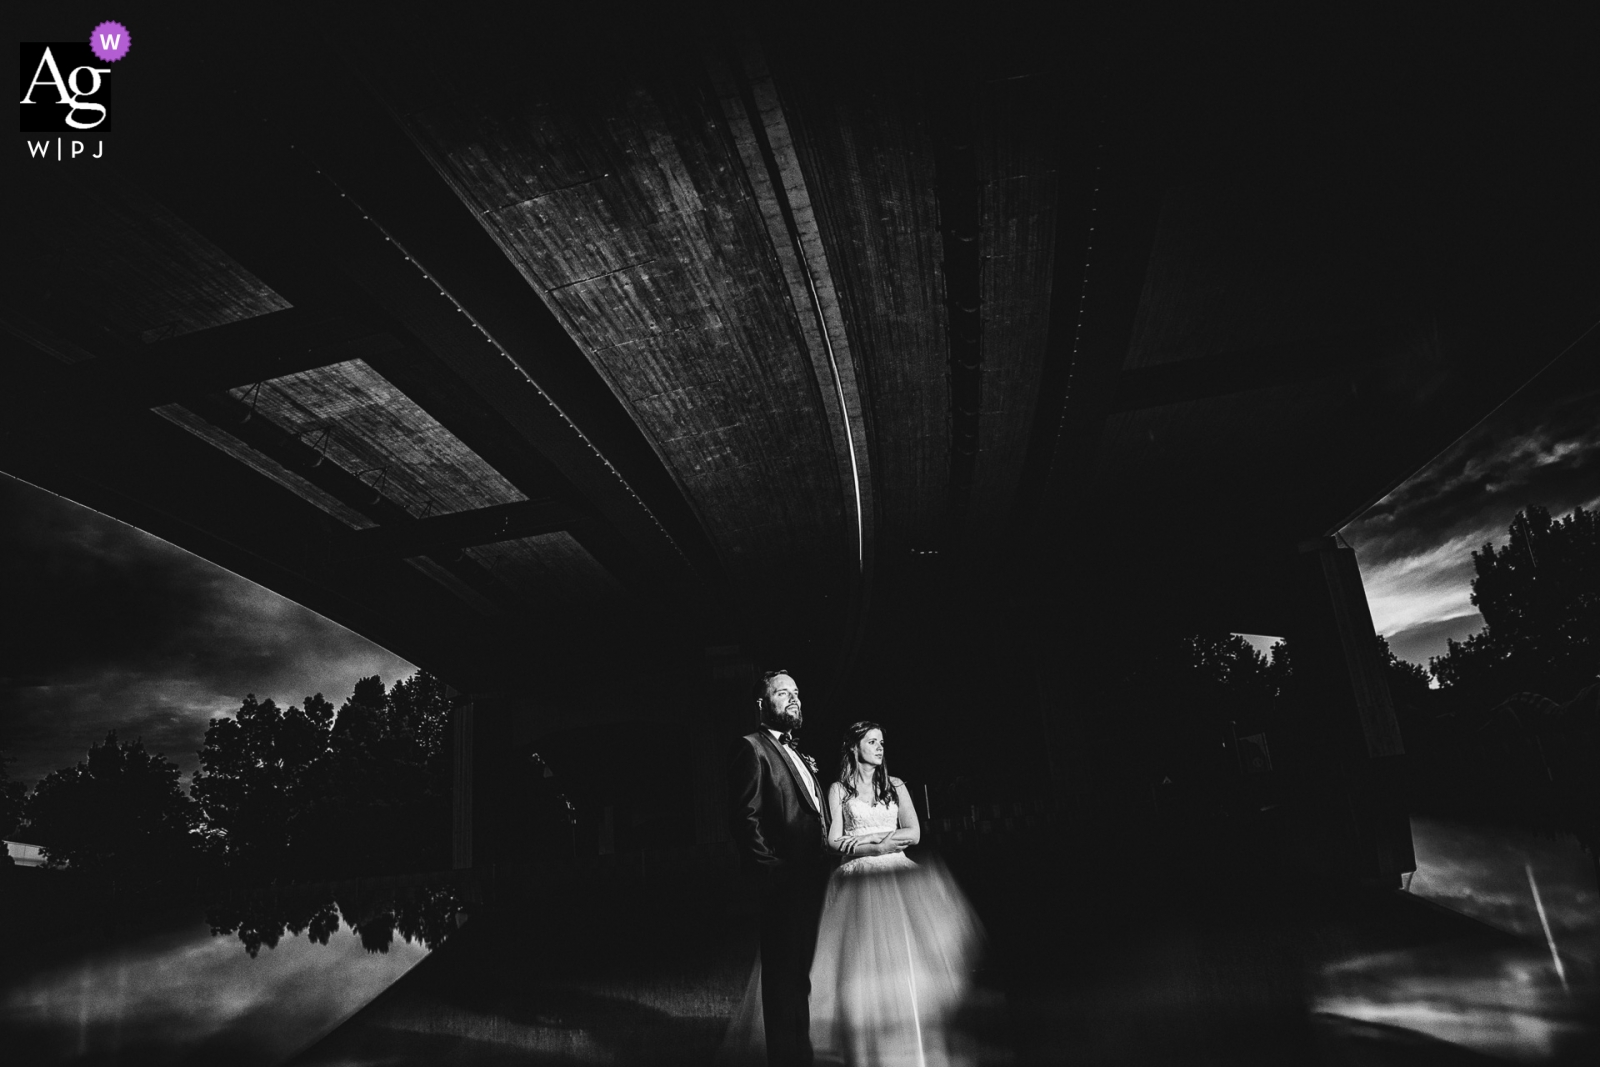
(20, 43, 112, 132)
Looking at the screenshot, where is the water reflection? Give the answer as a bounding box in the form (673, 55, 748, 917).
(1317, 944, 1588, 1061)
(1407, 819, 1599, 965)
(2, 885, 462, 1065)
(1313, 818, 1598, 1063)
(206, 884, 463, 957)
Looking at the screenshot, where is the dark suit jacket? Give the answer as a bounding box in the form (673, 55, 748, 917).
(728, 730, 825, 883)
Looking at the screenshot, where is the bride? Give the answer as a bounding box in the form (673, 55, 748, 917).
(720, 721, 983, 1067)
(810, 721, 984, 1066)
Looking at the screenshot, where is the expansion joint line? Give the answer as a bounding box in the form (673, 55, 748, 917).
(1043, 94, 1109, 492)
(726, 53, 865, 570)
(287, 145, 691, 568)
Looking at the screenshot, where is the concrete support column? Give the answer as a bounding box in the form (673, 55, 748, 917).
(451, 693, 515, 869)
(1282, 538, 1416, 889)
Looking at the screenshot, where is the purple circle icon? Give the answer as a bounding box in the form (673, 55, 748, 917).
(89, 21, 131, 63)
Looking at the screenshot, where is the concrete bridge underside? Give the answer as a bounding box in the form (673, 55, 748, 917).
(4, 7, 1597, 1060)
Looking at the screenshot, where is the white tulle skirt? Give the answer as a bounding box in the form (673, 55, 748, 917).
(719, 856, 983, 1067)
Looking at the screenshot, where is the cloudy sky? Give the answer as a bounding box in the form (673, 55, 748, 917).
(1341, 336, 1600, 669)
(0, 474, 415, 789)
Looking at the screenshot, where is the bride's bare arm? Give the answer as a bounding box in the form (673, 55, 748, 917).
(825, 782, 849, 857)
(887, 778, 921, 846)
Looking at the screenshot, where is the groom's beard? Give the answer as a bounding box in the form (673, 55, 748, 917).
(765, 705, 802, 733)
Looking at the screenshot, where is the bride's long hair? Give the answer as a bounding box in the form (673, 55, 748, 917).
(837, 720, 894, 807)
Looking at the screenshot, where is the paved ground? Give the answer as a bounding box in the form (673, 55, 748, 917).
(289, 823, 1598, 1065)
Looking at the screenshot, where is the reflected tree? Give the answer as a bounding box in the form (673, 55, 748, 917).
(207, 884, 462, 956)
(206, 894, 343, 957)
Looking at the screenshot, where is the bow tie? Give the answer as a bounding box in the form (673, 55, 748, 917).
(776, 732, 818, 776)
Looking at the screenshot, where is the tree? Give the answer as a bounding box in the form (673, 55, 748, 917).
(1081, 632, 1280, 814)
(294, 673, 453, 877)
(1375, 634, 1432, 715)
(1431, 505, 1600, 705)
(1178, 633, 1278, 695)
(328, 676, 386, 756)
(385, 671, 452, 762)
(191, 693, 334, 875)
(25, 731, 197, 877)
(190, 674, 454, 880)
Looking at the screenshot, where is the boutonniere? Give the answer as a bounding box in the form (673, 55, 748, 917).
(800, 752, 818, 775)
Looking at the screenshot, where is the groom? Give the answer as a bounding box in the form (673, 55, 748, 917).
(728, 668, 828, 1067)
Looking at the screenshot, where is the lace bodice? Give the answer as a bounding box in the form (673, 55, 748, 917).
(835, 788, 914, 877)
(840, 791, 900, 837)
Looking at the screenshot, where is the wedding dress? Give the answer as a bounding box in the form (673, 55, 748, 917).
(809, 791, 983, 1066)
(718, 792, 983, 1066)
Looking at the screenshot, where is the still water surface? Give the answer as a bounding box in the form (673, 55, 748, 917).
(4, 820, 1595, 1064)
(2, 909, 429, 1065)
(1314, 817, 1599, 1062)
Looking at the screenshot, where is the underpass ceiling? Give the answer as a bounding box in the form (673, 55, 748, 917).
(370, 31, 856, 619)
(759, 46, 951, 557)
(220, 359, 526, 522)
(3, 156, 697, 680)
(148, 358, 637, 619)
(2, 179, 290, 363)
(3, 4, 1597, 688)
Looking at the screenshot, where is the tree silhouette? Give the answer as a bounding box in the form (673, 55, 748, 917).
(328, 675, 386, 754)
(1398, 507, 1600, 871)
(191, 693, 335, 876)
(294, 673, 453, 877)
(1178, 632, 1279, 695)
(1432, 505, 1600, 705)
(24, 731, 196, 877)
(193, 673, 453, 880)
(1375, 634, 1432, 715)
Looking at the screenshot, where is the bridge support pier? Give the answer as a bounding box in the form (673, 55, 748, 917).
(1280, 539, 1415, 890)
(451, 694, 515, 870)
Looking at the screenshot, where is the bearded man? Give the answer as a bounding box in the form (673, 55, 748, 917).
(728, 669, 827, 1066)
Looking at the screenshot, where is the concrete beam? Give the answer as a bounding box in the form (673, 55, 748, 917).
(47, 308, 403, 410)
(333, 497, 592, 560)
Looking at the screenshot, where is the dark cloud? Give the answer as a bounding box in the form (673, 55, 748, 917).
(1349, 344, 1600, 563)
(1344, 342, 1600, 664)
(0, 474, 413, 789)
